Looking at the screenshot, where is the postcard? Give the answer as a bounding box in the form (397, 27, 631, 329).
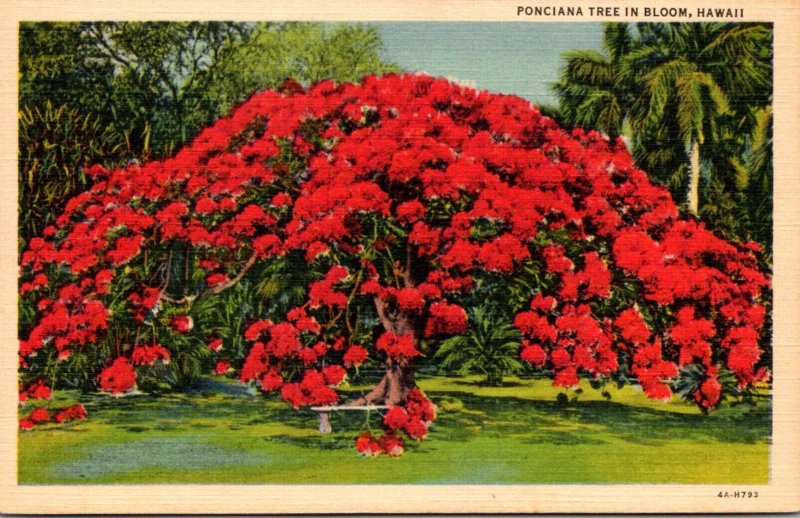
(2, 0, 799, 513)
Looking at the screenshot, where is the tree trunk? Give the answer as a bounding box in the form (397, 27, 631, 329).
(349, 296, 421, 406)
(687, 140, 701, 215)
(353, 361, 417, 407)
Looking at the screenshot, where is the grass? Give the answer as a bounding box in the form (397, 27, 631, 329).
(18, 375, 770, 484)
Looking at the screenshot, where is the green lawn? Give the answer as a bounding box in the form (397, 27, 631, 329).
(18, 375, 770, 484)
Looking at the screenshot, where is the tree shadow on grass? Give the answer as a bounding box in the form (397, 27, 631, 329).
(450, 379, 527, 388)
(428, 390, 770, 447)
(76, 390, 318, 433)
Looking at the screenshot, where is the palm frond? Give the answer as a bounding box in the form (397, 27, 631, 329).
(561, 51, 614, 86)
(641, 59, 693, 130)
(702, 24, 772, 62)
(675, 71, 705, 145)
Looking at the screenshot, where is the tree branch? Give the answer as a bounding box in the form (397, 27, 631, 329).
(373, 296, 395, 334)
(206, 251, 259, 295)
(87, 24, 133, 69)
(403, 241, 413, 287)
(160, 251, 259, 305)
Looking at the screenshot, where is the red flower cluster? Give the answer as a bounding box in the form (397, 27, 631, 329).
(343, 345, 368, 367)
(695, 367, 723, 409)
(375, 332, 421, 360)
(207, 337, 224, 352)
(98, 357, 136, 395)
(631, 338, 679, 401)
(517, 300, 618, 387)
(214, 360, 232, 375)
(308, 266, 350, 309)
(424, 302, 468, 337)
(171, 315, 193, 333)
(54, 404, 88, 424)
(20, 406, 53, 430)
(131, 343, 171, 366)
(280, 369, 339, 408)
(355, 432, 385, 456)
(357, 388, 437, 457)
(19, 380, 51, 403)
(19, 283, 110, 362)
(127, 287, 160, 323)
(28, 407, 50, 423)
(355, 431, 405, 457)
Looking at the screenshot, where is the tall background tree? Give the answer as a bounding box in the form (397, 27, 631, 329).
(551, 23, 634, 139)
(552, 22, 773, 250)
(18, 21, 400, 250)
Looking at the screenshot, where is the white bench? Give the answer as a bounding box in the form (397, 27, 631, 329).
(310, 405, 388, 433)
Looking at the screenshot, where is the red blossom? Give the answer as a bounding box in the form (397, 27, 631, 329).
(403, 417, 429, 440)
(280, 383, 307, 409)
(393, 288, 426, 312)
(614, 307, 651, 346)
(207, 337, 224, 352)
(355, 432, 383, 456)
(308, 386, 339, 405)
(54, 404, 88, 424)
(343, 345, 368, 367)
(298, 348, 318, 365)
(106, 235, 144, 266)
(252, 234, 282, 258)
(375, 332, 421, 360)
(322, 365, 347, 386)
(405, 388, 437, 422)
(98, 357, 136, 394)
(171, 315, 193, 333)
(131, 344, 171, 366)
(29, 407, 50, 423)
(395, 200, 426, 223)
(541, 246, 573, 273)
(244, 319, 273, 341)
(520, 343, 547, 366)
(380, 433, 405, 456)
(383, 406, 410, 430)
(553, 366, 580, 388)
(25, 380, 52, 400)
(425, 302, 468, 337)
(206, 273, 230, 287)
(271, 193, 292, 207)
(259, 369, 284, 392)
(695, 374, 722, 409)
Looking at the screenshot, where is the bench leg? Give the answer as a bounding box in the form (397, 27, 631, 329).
(318, 412, 332, 433)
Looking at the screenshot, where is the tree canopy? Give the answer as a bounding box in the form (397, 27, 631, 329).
(19, 74, 771, 455)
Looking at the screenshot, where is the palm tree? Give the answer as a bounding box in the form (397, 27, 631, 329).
(625, 23, 772, 215)
(434, 306, 523, 386)
(744, 105, 773, 247)
(551, 23, 634, 138)
(553, 23, 772, 217)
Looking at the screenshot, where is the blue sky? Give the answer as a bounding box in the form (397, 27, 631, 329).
(377, 22, 604, 106)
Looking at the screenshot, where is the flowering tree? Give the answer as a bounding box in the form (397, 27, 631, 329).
(18, 74, 770, 455)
